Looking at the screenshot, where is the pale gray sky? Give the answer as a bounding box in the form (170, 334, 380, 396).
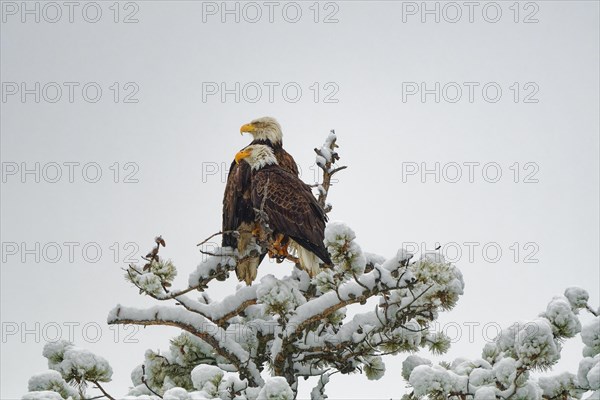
(1, 1, 599, 399)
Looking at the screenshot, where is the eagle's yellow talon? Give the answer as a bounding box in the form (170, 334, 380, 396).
(278, 245, 289, 258)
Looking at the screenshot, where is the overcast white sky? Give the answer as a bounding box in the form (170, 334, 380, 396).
(1, 1, 599, 399)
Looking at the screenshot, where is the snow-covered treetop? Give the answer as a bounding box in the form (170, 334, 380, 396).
(23, 131, 599, 400)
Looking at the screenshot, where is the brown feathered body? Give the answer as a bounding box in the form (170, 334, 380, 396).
(250, 164, 332, 273)
(222, 139, 298, 284)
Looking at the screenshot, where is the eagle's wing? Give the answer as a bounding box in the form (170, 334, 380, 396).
(275, 148, 299, 176)
(252, 167, 331, 264)
(222, 160, 254, 248)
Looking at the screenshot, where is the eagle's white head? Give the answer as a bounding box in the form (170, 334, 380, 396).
(235, 144, 279, 171)
(240, 117, 283, 144)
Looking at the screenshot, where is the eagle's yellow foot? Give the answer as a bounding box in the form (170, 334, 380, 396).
(270, 234, 289, 262)
(274, 244, 289, 258)
(267, 248, 287, 263)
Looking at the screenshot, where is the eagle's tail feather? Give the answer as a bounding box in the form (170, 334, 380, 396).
(236, 256, 259, 285)
(235, 222, 262, 285)
(289, 240, 327, 277)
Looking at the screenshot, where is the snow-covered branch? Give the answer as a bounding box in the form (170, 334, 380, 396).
(402, 287, 600, 400)
(107, 305, 264, 387)
(27, 130, 597, 400)
(86, 131, 464, 398)
(314, 130, 347, 213)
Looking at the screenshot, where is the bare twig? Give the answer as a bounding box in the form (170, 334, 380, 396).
(586, 304, 599, 317)
(196, 230, 238, 247)
(91, 381, 115, 400)
(141, 365, 163, 398)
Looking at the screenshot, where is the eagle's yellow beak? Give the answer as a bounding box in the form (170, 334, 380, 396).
(240, 123, 256, 135)
(235, 149, 252, 164)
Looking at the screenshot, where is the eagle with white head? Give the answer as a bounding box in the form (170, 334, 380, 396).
(234, 144, 332, 277)
(222, 117, 299, 285)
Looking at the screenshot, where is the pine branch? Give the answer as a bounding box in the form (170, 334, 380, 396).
(91, 381, 115, 400)
(272, 264, 423, 375)
(585, 304, 599, 317)
(141, 365, 163, 398)
(108, 305, 264, 387)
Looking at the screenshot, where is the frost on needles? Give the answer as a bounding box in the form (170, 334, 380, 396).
(23, 132, 600, 400)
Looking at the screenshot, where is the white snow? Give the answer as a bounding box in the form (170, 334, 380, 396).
(42, 340, 112, 383)
(108, 305, 264, 386)
(492, 357, 517, 387)
(409, 364, 452, 397)
(324, 221, 366, 274)
(542, 296, 581, 338)
(131, 364, 144, 386)
(402, 355, 432, 380)
(324, 221, 356, 244)
(582, 317, 600, 351)
(191, 365, 223, 392)
(513, 382, 542, 400)
(27, 370, 79, 400)
(579, 357, 599, 389)
(589, 363, 600, 390)
(22, 391, 65, 400)
(538, 372, 577, 398)
(319, 146, 333, 163)
(314, 132, 337, 169)
(188, 248, 237, 288)
(515, 318, 560, 368)
(564, 287, 589, 309)
(256, 275, 306, 315)
(257, 377, 293, 400)
(473, 386, 497, 400)
(364, 252, 386, 268)
(315, 155, 327, 169)
(163, 387, 191, 400)
(27, 371, 64, 391)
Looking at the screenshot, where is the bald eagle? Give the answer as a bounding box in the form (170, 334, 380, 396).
(235, 144, 332, 277)
(223, 117, 299, 285)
